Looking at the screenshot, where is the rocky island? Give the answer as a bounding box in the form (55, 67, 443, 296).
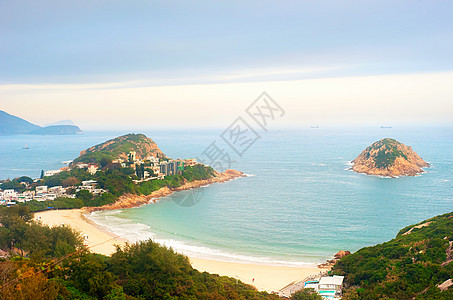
(351, 138, 429, 177)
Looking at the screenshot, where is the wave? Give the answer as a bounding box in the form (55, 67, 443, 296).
(86, 212, 318, 268)
(244, 173, 255, 177)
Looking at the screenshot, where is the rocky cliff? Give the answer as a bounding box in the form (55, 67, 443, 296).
(351, 138, 429, 177)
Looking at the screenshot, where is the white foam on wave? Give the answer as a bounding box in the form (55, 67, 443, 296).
(243, 173, 255, 177)
(86, 212, 317, 268)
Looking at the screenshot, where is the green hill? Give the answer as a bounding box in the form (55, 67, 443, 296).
(0, 110, 40, 135)
(72, 133, 166, 165)
(333, 212, 453, 299)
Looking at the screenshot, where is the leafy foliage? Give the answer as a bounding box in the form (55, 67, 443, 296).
(291, 288, 323, 300)
(0, 207, 277, 300)
(365, 138, 409, 169)
(333, 212, 453, 299)
(72, 133, 166, 165)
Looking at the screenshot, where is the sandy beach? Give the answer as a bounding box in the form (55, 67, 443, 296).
(34, 209, 322, 292)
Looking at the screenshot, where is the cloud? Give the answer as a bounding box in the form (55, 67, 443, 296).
(0, 71, 452, 130)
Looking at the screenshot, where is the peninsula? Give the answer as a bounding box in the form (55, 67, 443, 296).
(0, 133, 244, 211)
(351, 138, 429, 177)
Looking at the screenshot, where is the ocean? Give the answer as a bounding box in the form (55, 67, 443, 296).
(1, 127, 452, 266)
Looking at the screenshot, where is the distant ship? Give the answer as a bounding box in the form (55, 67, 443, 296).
(380, 126, 392, 129)
(311, 126, 319, 128)
(23, 144, 30, 149)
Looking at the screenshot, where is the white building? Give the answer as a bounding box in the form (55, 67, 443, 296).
(36, 186, 48, 194)
(44, 170, 62, 177)
(318, 275, 344, 299)
(82, 180, 97, 187)
(87, 165, 98, 175)
(145, 156, 159, 164)
(48, 186, 64, 196)
(2, 189, 17, 200)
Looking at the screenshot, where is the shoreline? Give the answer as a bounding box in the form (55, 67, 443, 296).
(86, 169, 245, 212)
(34, 208, 324, 292)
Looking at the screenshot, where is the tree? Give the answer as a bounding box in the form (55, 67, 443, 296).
(40, 170, 44, 179)
(61, 176, 79, 187)
(76, 190, 92, 202)
(291, 288, 323, 300)
(17, 176, 33, 184)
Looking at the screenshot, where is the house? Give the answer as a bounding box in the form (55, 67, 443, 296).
(44, 170, 62, 177)
(3, 189, 17, 200)
(80, 180, 98, 192)
(87, 165, 98, 175)
(184, 158, 197, 166)
(17, 191, 35, 202)
(318, 275, 344, 299)
(75, 163, 89, 168)
(145, 156, 159, 164)
(82, 180, 97, 188)
(159, 161, 180, 176)
(36, 186, 48, 194)
(48, 186, 64, 197)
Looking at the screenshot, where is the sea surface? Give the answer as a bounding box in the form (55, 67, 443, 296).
(1, 127, 452, 266)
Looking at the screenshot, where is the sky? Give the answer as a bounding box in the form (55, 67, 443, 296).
(1, 0, 452, 129)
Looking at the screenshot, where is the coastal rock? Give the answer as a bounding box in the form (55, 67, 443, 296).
(87, 169, 245, 212)
(334, 250, 351, 259)
(351, 138, 429, 177)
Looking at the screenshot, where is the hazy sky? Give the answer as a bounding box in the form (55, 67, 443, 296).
(1, 1, 452, 129)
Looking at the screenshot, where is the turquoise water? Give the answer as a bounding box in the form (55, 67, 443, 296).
(1, 127, 452, 265)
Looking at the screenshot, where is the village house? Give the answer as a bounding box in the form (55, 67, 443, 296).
(317, 275, 344, 299)
(2, 189, 17, 201)
(44, 169, 62, 177)
(183, 158, 197, 166)
(36, 186, 48, 194)
(87, 165, 98, 175)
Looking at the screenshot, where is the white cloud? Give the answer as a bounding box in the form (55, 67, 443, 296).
(1, 71, 452, 130)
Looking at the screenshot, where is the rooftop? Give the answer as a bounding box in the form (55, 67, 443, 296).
(319, 275, 344, 286)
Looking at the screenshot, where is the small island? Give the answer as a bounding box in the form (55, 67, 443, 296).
(351, 138, 429, 177)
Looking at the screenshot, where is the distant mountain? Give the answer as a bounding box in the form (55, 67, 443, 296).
(0, 110, 83, 135)
(44, 119, 76, 127)
(0, 110, 40, 135)
(351, 138, 429, 177)
(72, 133, 166, 165)
(29, 125, 83, 135)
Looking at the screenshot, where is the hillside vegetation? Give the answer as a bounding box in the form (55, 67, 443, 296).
(333, 212, 453, 299)
(72, 133, 166, 165)
(20, 164, 215, 212)
(0, 206, 278, 299)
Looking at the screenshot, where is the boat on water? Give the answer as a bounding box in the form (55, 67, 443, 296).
(23, 144, 30, 149)
(380, 126, 392, 128)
